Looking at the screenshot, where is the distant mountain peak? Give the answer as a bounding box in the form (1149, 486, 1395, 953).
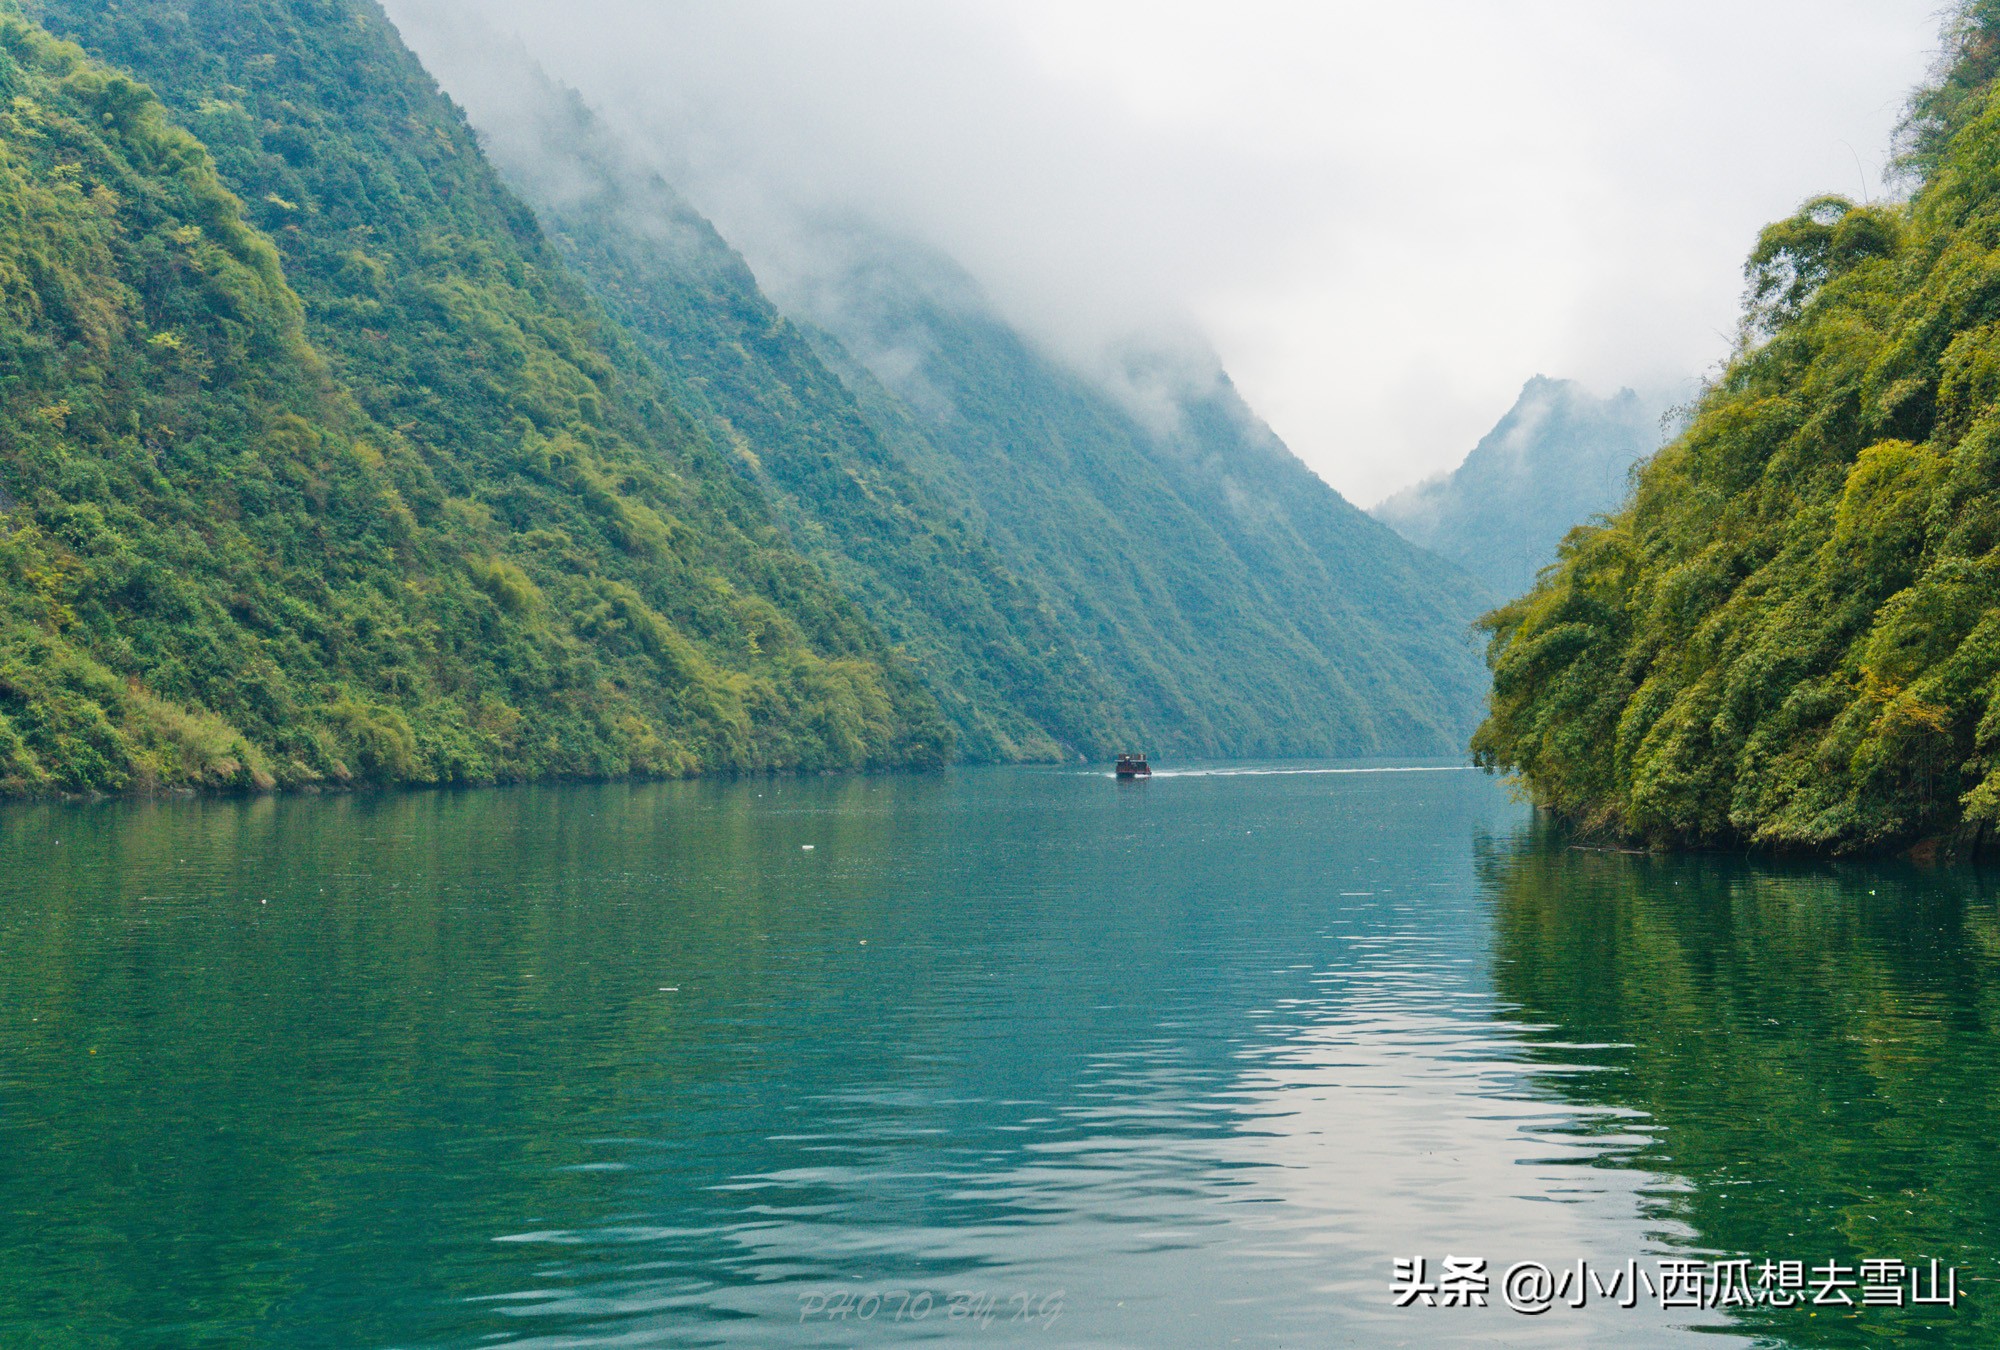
(1371, 375, 1669, 598)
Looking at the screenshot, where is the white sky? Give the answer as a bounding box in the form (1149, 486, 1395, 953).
(395, 1, 1945, 504)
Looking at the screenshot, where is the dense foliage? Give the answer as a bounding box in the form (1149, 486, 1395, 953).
(432, 71, 1134, 761)
(0, 0, 1495, 797)
(402, 30, 1490, 761)
(0, 2, 947, 793)
(1474, 5, 2000, 854)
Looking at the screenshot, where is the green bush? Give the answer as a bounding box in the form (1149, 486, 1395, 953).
(1475, 4, 2000, 855)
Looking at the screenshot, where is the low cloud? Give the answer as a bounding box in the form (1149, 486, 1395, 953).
(385, 0, 1938, 503)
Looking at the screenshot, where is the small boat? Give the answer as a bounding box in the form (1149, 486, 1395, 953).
(1115, 753, 1151, 778)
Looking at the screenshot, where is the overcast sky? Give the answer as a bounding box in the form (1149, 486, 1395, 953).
(389, 1, 1944, 505)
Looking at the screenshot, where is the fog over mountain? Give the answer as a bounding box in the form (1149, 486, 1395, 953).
(380, 7, 1495, 756)
(1372, 377, 1673, 598)
(380, 0, 1935, 504)
(0, 0, 1499, 796)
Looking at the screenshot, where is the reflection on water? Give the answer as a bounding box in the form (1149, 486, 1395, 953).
(0, 767, 1989, 1345)
(1485, 828, 2000, 1347)
(1133, 765, 1482, 778)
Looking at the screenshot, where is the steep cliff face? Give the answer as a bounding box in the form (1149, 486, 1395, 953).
(1475, 8, 2000, 854)
(386, 16, 1494, 761)
(2, 0, 1497, 796)
(764, 225, 1495, 757)
(1373, 376, 1665, 599)
(0, 15, 377, 790)
(0, 2, 948, 793)
(361, 52, 1129, 762)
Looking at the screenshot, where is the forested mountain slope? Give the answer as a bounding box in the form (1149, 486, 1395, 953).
(764, 224, 1495, 757)
(0, 1, 947, 793)
(1475, 5, 2000, 854)
(1373, 376, 1664, 597)
(6, 0, 1491, 795)
(387, 15, 1493, 760)
(361, 45, 1132, 761)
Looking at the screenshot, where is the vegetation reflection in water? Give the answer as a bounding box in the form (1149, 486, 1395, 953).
(1485, 828, 2000, 1346)
(0, 768, 1994, 1346)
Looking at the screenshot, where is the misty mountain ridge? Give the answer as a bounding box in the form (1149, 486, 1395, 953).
(388, 3, 1494, 758)
(1372, 375, 1669, 598)
(0, 0, 1501, 794)
(743, 212, 1497, 754)
(365, 25, 1139, 760)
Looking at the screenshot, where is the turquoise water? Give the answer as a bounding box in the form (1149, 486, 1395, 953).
(1, 765, 1994, 1346)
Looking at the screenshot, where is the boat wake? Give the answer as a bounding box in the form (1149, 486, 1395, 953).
(1099, 765, 1478, 779)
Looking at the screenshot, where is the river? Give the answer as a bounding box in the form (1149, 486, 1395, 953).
(1, 764, 1992, 1345)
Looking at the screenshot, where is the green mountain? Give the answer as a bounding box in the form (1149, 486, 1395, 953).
(0, 0, 948, 793)
(1372, 376, 1665, 597)
(388, 19, 1493, 760)
(364, 46, 1129, 762)
(758, 224, 1496, 757)
(1, 0, 1493, 796)
(1475, 4, 2000, 855)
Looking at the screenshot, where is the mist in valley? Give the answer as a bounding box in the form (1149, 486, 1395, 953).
(382, 0, 1934, 508)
